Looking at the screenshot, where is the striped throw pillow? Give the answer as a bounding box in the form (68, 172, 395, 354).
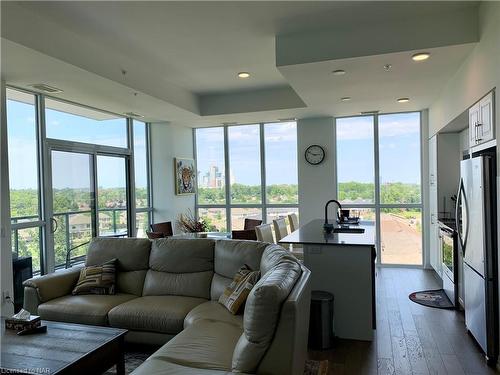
(219, 264, 260, 314)
(72, 259, 117, 295)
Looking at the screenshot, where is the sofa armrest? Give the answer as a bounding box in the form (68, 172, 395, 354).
(23, 266, 82, 313)
(257, 265, 312, 375)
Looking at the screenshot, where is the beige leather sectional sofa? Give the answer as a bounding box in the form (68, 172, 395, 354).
(23, 237, 311, 374)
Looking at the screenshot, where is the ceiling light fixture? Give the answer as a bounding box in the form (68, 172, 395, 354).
(397, 97, 410, 103)
(412, 52, 430, 61)
(332, 69, 346, 76)
(29, 83, 63, 94)
(237, 72, 250, 78)
(124, 112, 144, 118)
(340, 97, 351, 102)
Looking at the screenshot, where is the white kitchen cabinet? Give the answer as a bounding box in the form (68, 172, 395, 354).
(469, 91, 495, 146)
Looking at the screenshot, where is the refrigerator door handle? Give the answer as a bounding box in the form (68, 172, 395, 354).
(456, 178, 469, 253)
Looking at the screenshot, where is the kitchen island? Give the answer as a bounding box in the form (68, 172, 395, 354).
(279, 219, 376, 341)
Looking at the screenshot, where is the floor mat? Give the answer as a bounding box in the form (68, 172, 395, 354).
(409, 289, 454, 309)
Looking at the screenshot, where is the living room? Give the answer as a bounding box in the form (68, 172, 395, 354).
(1, 1, 499, 374)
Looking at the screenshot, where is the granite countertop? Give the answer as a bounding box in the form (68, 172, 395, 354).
(279, 219, 376, 247)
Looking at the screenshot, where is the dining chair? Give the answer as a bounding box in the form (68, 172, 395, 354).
(231, 229, 257, 241)
(146, 231, 165, 239)
(272, 218, 289, 242)
(150, 221, 173, 237)
(288, 213, 299, 232)
(255, 223, 274, 243)
(243, 218, 263, 230)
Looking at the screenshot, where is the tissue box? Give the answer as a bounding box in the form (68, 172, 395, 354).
(5, 315, 41, 331)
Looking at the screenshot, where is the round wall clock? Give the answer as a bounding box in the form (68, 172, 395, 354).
(305, 145, 325, 165)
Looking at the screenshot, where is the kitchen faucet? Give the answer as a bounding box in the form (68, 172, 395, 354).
(324, 199, 342, 233)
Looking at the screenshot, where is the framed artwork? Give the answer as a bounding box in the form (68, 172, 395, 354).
(175, 157, 196, 195)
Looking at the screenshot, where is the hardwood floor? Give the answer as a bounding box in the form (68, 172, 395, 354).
(309, 267, 499, 375)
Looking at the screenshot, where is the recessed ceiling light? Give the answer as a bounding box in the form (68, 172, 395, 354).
(397, 97, 410, 103)
(412, 52, 430, 61)
(340, 97, 351, 102)
(332, 69, 346, 76)
(237, 72, 250, 78)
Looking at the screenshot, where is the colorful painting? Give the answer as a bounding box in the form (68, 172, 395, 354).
(175, 158, 196, 195)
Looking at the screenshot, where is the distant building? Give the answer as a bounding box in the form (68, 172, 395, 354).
(200, 165, 226, 188)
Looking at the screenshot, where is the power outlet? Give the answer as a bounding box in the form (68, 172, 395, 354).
(2, 291, 11, 302)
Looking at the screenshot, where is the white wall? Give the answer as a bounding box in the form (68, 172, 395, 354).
(150, 122, 195, 231)
(297, 117, 336, 224)
(0, 79, 14, 316)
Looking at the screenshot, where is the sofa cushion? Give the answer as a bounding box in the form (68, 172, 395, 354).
(38, 293, 136, 326)
(232, 249, 302, 373)
(86, 238, 151, 295)
(143, 238, 215, 298)
(149, 238, 215, 272)
(214, 240, 266, 279)
(210, 240, 266, 302)
(108, 295, 206, 334)
(131, 357, 241, 375)
(142, 270, 213, 299)
(184, 301, 243, 329)
(147, 320, 243, 371)
(260, 243, 299, 276)
(210, 273, 233, 301)
(87, 238, 151, 270)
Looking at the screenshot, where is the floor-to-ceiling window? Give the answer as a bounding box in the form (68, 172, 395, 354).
(7, 89, 44, 273)
(335, 112, 422, 266)
(195, 121, 298, 231)
(133, 120, 153, 238)
(5, 87, 153, 274)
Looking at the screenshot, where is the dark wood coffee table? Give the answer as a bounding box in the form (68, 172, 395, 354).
(1, 319, 127, 374)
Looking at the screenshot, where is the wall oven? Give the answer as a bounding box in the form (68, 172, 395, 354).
(439, 222, 458, 307)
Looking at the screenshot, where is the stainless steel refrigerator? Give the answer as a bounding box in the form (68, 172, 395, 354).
(456, 154, 498, 365)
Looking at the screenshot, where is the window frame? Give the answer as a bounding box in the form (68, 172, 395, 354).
(6, 85, 153, 274)
(194, 122, 299, 231)
(334, 111, 424, 267)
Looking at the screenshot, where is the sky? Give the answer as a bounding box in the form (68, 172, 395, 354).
(337, 112, 421, 184)
(196, 122, 299, 186)
(6, 96, 148, 190)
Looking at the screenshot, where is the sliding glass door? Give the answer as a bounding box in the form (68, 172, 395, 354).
(50, 151, 94, 269)
(335, 112, 422, 266)
(46, 147, 131, 271)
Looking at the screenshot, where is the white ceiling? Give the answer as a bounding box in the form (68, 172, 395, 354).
(0, 1, 479, 126)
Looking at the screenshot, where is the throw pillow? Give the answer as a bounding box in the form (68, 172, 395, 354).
(219, 264, 260, 314)
(72, 259, 117, 295)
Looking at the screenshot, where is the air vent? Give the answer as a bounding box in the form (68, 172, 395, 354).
(29, 84, 63, 94)
(222, 122, 238, 126)
(360, 110, 379, 115)
(278, 118, 298, 122)
(124, 112, 144, 118)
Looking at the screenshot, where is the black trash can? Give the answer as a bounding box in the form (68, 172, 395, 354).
(308, 290, 334, 350)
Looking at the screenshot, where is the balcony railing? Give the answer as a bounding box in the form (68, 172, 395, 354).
(11, 208, 129, 272)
